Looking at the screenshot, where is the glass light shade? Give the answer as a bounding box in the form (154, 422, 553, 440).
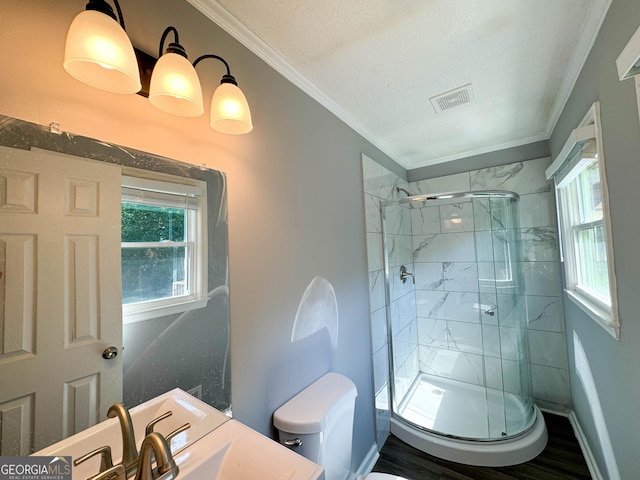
(149, 53, 204, 117)
(210, 82, 253, 134)
(63, 10, 141, 94)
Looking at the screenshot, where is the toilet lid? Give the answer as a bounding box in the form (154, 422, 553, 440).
(367, 474, 410, 480)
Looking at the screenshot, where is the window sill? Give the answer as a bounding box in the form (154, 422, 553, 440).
(123, 297, 209, 325)
(564, 289, 619, 340)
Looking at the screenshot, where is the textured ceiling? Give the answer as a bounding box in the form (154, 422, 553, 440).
(189, 0, 611, 169)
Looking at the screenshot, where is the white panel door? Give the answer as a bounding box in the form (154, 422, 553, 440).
(0, 146, 122, 453)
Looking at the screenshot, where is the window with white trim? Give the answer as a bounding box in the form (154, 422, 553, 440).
(121, 174, 208, 324)
(546, 102, 619, 339)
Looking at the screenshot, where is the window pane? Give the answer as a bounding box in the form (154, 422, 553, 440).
(576, 160, 603, 223)
(574, 224, 610, 302)
(122, 202, 186, 242)
(122, 246, 188, 304)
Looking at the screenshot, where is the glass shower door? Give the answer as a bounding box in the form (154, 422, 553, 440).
(473, 196, 534, 438)
(384, 191, 537, 442)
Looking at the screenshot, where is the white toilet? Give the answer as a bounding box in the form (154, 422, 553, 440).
(273, 372, 408, 480)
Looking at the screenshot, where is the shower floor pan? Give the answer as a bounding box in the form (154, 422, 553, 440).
(391, 373, 547, 466)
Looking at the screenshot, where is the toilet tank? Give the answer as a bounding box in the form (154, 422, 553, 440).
(274, 373, 358, 480)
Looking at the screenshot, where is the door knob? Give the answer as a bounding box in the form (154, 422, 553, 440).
(102, 346, 119, 360)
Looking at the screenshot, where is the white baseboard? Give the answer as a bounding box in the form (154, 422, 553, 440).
(352, 443, 380, 479)
(502, 407, 610, 479)
(538, 406, 571, 417)
(536, 406, 605, 480)
(536, 398, 573, 415)
(567, 411, 605, 480)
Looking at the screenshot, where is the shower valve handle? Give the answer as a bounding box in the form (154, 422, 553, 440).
(399, 265, 415, 284)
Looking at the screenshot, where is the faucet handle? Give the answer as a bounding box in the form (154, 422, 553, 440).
(165, 423, 191, 447)
(145, 411, 173, 436)
(92, 464, 126, 480)
(74, 445, 114, 474)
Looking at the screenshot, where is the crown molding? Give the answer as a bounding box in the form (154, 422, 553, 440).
(544, 0, 613, 138)
(409, 132, 548, 170)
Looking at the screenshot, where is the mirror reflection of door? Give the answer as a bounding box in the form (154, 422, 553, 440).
(0, 146, 123, 454)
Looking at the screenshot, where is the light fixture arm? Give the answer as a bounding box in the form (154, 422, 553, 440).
(193, 55, 237, 85)
(158, 26, 188, 58)
(86, 0, 126, 30)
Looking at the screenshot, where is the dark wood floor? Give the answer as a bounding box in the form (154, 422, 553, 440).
(372, 412, 591, 480)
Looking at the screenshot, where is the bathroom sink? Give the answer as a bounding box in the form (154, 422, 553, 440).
(35, 389, 229, 480)
(174, 419, 324, 480)
(34, 390, 322, 480)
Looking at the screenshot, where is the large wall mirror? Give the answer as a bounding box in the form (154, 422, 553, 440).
(0, 114, 231, 454)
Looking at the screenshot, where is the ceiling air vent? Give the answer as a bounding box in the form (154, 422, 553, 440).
(429, 84, 475, 113)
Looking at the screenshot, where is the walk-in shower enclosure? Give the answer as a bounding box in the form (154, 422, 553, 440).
(381, 190, 546, 465)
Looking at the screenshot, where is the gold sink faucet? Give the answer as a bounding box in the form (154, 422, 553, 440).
(107, 403, 139, 477)
(134, 432, 179, 480)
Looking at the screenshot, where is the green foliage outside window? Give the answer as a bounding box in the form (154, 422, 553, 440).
(121, 202, 188, 304)
(121, 202, 185, 242)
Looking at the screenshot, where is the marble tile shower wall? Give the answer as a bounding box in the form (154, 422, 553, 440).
(410, 157, 570, 410)
(362, 155, 420, 447)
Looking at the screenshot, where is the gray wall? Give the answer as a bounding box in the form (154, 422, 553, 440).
(0, 0, 392, 469)
(549, 0, 640, 478)
(408, 141, 550, 182)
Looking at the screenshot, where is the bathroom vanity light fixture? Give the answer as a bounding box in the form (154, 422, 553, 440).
(63, 0, 141, 94)
(64, 1, 253, 134)
(193, 54, 253, 134)
(149, 26, 204, 118)
(149, 28, 253, 134)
